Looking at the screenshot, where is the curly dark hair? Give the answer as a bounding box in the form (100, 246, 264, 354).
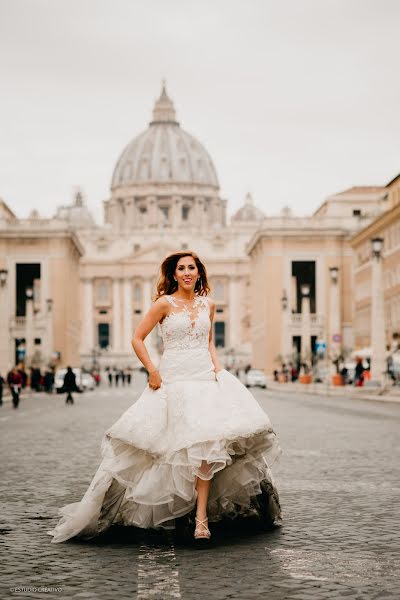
(154, 251, 210, 300)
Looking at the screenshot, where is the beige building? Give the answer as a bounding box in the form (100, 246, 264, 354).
(0, 85, 397, 379)
(247, 187, 387, 374)
(0, 200, 83, 372)
(0, 86, 263, 374)
(351, 175, 400, 353)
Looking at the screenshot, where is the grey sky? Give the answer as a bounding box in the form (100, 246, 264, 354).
(1, 0, 399, 221)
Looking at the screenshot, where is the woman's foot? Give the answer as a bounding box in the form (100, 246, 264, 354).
(194, 516, 211, 540)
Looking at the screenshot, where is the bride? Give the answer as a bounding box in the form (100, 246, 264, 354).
(48, 251, 282, 543)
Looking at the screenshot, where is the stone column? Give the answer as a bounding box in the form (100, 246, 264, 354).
(123, 278, 133, 351)
(229, 277, 241, 348)
(112, 278, 122, 352)
(0, 273, 11, 374)
(300, 294, 311, 364)
(172, 196, 182, 228)
(81, 278, 94, 353)
(281, 301, 292, 360)
(142, 277, 158, 362)
(25, 296, 34, 367)
(329, 269, 341, 362)
(370, 255, 386, 384)
(147, 196, 158, 228)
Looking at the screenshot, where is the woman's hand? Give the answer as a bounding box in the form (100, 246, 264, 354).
(148, 369, 162, 390)
(214, 367, 223, 380)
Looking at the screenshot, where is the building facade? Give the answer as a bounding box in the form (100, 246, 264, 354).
(1, 85, 398, 378)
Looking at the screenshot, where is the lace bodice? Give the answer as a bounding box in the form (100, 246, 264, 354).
(159, 295, 211, 352)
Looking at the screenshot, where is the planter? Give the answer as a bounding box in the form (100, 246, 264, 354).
(299, 374, 312, 384)
(332, 374, 344, 386)
(278, 374, 287, 383)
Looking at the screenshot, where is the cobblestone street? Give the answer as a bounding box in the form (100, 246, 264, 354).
(1, 373, 399, 599)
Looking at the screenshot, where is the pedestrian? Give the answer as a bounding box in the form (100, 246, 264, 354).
(63, 366, 79, 405)
(31, 367, 41, 392)
(107, 368, 112, 387)
(114, 368, 120, 386)
(49, 250, 282, 544)
(126, 369, 132, 385)
(354, 358, 364, 387)
(7, 367, 22, 409)
(44, 369, 54, 393)
(120, 369, 126, 386)
(0, 373, 4, 406)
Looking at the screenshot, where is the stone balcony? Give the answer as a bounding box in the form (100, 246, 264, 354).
(9, 315, 48, 336)
(289, 313, 324, 333)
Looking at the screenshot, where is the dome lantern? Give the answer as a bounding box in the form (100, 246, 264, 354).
(150, 81, 178, 125)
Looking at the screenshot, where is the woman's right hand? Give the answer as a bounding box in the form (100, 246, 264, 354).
(148, 369, 162, 390)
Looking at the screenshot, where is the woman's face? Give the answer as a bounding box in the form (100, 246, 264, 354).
(174, 256, 199, 291)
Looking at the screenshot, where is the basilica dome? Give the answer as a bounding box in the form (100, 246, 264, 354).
(111, 84, 219, 190)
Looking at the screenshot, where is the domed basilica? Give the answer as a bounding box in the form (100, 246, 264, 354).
(77, 84, 264, 368)
(2, 84, 394, 377)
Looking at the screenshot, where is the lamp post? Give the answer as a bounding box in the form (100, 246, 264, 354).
(25, 287, 34, 368)
(281, 289, 291, 362)
(329, 266, 341, 372)
(300, 283, 311, 368)
(46, 298, 54, 365)
(370, 237, 386, 385)
(0, 269, 9, 374)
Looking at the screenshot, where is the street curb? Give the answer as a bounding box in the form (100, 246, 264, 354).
(267, 383, 400, 404)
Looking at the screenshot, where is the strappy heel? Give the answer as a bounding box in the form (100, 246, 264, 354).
(194, 517, 211, 540)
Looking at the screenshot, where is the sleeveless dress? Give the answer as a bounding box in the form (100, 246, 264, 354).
(47, 295, 282, 543)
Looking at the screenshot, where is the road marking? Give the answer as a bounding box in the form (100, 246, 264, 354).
(137, 542, 181, 599)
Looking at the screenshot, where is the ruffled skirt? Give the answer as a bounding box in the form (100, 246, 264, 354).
(47, 358, 282, 543)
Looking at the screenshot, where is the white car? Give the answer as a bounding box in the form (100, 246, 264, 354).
(245, 369, 267, 389)
(55, 368, 95, 391)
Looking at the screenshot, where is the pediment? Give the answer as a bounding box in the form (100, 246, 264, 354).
(127, 241, 182, 262)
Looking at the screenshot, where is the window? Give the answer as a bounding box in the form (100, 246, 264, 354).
(182, 206, 190, 220)
(16, 263, 41, 316)
(214, 322, 225, 347)
(214, 281, 225, 301)
(133, 283, 142, 303)
(160, 206, 169, 220)
(98, 323, 110, 349)
(353, 209, 362, 217)
(97, 280, 110, 303)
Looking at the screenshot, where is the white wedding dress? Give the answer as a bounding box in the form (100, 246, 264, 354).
(48, 295, 282, 543)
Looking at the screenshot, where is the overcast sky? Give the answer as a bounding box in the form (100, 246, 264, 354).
(1, 0, 399, 222)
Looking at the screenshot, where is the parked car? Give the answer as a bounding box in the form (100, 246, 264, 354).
(245, 369, 267, 389)
(55, 368, 95, 392)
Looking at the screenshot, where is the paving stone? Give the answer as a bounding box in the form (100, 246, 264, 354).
(1, 379, 400, 598)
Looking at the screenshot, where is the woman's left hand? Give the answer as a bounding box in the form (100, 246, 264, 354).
(214, 367, 223, 380)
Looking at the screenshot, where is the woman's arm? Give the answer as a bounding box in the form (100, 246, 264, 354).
(208, 298, 222, 376)
(131, 297, 168, 389)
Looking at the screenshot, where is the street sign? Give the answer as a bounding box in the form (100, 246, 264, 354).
(332, 334, 342, 343)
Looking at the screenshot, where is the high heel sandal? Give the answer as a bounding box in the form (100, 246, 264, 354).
(194, 517, 211, 540)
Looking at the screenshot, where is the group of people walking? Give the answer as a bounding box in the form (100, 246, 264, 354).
(106, 367, 132, 386)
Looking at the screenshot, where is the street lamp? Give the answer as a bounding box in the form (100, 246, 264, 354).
(370, 236, 385, 385)
(26, 287, 33, 300)
(281, 290, 288, 311)
(301, 283, 310, 297)
(300, 283, 311, 369)
(0, 269, 8, 286)
(280, 289, 291, 364)
(371, 237, 384, 258)
(329, 267, 339, 284)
